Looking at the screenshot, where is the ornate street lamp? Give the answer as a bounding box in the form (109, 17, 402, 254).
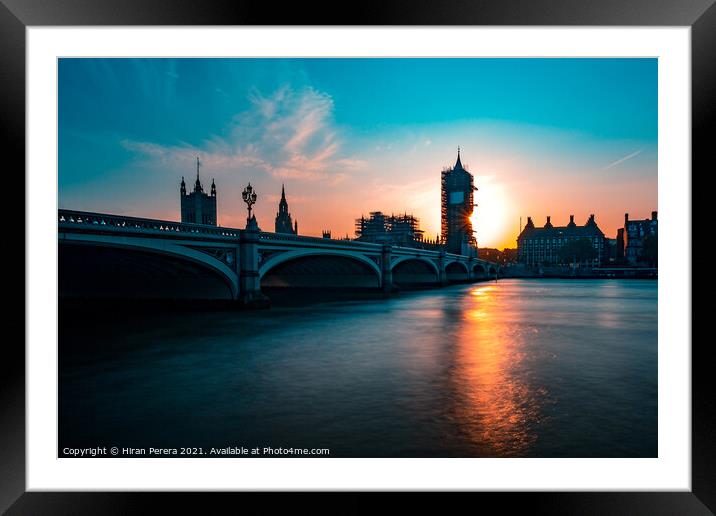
(242, 182, 257, 221)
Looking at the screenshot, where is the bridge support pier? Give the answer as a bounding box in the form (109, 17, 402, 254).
(238, 217, 270, 309)
(467, 257, 476, 282)
(438, 250, 448, 286)
(381, 244, 394, 296)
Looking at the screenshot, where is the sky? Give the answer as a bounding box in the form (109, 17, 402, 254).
(58, 58, 657, 249)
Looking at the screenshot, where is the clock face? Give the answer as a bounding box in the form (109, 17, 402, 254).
(449, 191, 464, 205)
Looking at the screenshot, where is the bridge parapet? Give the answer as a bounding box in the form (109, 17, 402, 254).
(392, 246, 441, 259)
(446, 252, 469, 262)
(258, 231, 382, 251)
(59, 209, 240, 239)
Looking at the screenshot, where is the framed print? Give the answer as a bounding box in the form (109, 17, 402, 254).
(4, 0, 711, 513)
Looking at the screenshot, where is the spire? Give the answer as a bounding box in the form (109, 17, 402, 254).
(275, 183, 295, 234)
(278, 184, 289, 213)
(194, 156, 202, 191)
(180, 175, 186, 195)
(455, 146, 463, 170)
(211, 178, 216, 197)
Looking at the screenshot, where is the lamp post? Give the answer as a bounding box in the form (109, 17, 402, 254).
(242, 183, 257, 222)
(237, 181, 268, 307)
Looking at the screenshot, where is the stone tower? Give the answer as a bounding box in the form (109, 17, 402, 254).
(180, 157, 217, 225)
(274, 184, 298, 234)
(440, 148, 477, 255)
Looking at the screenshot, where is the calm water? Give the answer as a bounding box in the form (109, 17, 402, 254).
(59, 279, 657, 457)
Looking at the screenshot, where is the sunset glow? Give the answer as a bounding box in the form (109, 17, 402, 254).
(455, 283, 539, 455)
(472, 177, 514, 249)
(59, 58, 657, 248)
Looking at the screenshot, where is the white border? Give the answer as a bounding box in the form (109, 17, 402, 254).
(27, 27, 691, 491)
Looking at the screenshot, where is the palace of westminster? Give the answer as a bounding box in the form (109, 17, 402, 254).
(179, 150, 477, 254)
(179, 151, 656, 266)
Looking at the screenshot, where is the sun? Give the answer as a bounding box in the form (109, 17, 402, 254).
(470, 180, 514, 249)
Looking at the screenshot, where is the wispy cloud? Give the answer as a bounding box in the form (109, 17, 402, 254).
(122, 85, 365, 184)
(602, 148, 644, 170)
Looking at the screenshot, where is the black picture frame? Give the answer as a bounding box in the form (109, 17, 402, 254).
(3, 0, 710, 513)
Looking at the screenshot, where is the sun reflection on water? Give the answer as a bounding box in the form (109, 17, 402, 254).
(450, 284, 543, 456)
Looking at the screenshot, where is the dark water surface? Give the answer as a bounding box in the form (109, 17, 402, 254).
(59, 279, 657, 457)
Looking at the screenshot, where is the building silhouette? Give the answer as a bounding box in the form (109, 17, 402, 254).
(479, 247, 518, 265)
(622, 211, 658, 265)
(517, 214, 607, 266)
(180, 157, 217, 225)
(441, 148, 477, 255)
(355, 212, 428, 247)
(274, 184, 298, 234)
(616, 227, 626, 262)
(605, 238, 619, 264)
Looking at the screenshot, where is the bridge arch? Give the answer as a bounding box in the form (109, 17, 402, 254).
(59, 238, 239, 300)
(391, 256, 440, 287)
(473, 263, 487, 278)
(445, 260, 470, 283)
(259, 249, 382, 289)
(390, 256, 440, 276)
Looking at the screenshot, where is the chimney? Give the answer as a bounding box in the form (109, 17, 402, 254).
(527, 216, 532, 225)
(589, 214, 595, 223)
(624, 213, 629, 226)
(651, 211, 657, 221)
(546, 216, 551, 224)
(569, 215, 574, 224)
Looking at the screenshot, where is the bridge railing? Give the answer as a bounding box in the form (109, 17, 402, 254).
(392, 246, 441, 258)
(58, 209, 240, 238)
(258, 231, 383, 251)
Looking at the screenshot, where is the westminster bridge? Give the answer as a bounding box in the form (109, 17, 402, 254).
(58, 210, 500, 306)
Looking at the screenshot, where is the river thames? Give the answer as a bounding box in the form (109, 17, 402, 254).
(59, 279, 657, 457)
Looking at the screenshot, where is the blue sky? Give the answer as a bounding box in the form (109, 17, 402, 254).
(59, 58, 657, 247)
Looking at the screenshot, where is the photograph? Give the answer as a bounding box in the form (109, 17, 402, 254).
(57, 57, 659, 459)
(4, 4, 708, 508)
